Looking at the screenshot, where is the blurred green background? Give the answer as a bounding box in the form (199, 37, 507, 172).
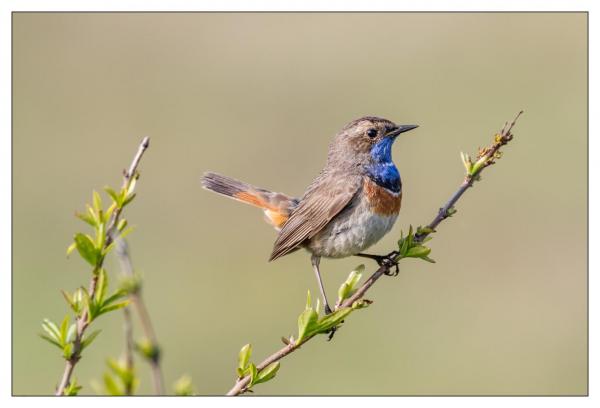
(12, 13, 587, 395)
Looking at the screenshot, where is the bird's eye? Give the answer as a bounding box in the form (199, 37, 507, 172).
(367, 128, 378, 138)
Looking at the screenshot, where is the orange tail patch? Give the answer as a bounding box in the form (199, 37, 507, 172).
(264, 209, 289, 229)
(234, 191, 270, 208)
(234, 191, 290, 229)
(202, 172, 297, 231)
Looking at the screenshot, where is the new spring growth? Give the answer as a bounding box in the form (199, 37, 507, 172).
(235, 343, 281, 393)
(396, 225, 435, 263)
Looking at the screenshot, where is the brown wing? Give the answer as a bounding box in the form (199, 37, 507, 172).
(269, 172, 362, 261)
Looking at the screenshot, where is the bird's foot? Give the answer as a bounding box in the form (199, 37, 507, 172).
(382, 251, 400, 276)
(326, 326, 338, 341)
(355, 251, 400, 276)
(323, 304, 343, 341)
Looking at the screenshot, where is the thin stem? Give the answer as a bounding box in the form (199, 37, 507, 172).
(116, 238, 165, 395)
(226, 112, 523, 396)
(105, 136, 150, 247)
(55, 137, 150, 396)
(123, 307, 134, 396)
(416, 110, 523, 241)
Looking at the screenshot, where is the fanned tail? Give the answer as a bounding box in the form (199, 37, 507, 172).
(201, 172, 299, 230)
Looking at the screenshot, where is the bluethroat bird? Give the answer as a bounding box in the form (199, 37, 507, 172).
(202, 117, 418, 314)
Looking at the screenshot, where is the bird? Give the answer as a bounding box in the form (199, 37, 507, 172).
(201, 116, 418, 315)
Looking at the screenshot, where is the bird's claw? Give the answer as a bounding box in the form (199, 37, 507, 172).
(354, 251, 400, 276)
(382, 251, 400, 276)
(326, 326, 337, 341)
(383, 264, 400, 276)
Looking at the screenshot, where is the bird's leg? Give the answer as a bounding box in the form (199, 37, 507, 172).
(311, 255, 333, 314)
(355, 251, 400, 276)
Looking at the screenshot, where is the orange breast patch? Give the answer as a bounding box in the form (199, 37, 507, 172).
(364, 179, 402, 216)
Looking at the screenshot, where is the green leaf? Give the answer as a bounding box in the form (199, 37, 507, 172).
(107, 358, 128, 379)
(352, 299, 373, 309)
(81, 330, 101, 351)
(62, 342, 74, 359)
(405, 245, 431, 258)
(92, 190, 103, 212)
(39, 333, 62, 349)
(416, 226, 435, 236)
(61, 290, 74, 309)
(461, 152, 473, 174)
(399, 238, 409, 256)
(59, 314, 70, 344)
(122, 192, 136, 207)
(119, 275, 142, 295)
(95, 268, 108, 304)
(135, 338, 161, 362)
(297, 297, 319, 344)
(66, 324, 76, 344)
(97, 300, 130, 317)
(41, 319, 61, 344)
(96, 220, 106, 249)
(315, 307, 353, 334)
(66, 242, 77, 257)
(117, 218, 128, 232)
(105, 358, 136, 391)
(421, 256, 436, 263)
(126, 175, 138, 197)
(337, 265, 364, 302)
(238, 344, 252, 372)
(104, 186, 120, 205)
(118, 226, 135, 240)
(73, 233, 99, 266)
(75, 212, 96, 227)
(173, 375, 194, 396)
(81, 287, 97, 322)
(104, 202, 116, 223)
(63, 378, 82, 396)
(86, 204, 99, 225)
(103, 373, 124, 396)
(102, 289, 127, 309)
(61, 289, 83, 315)
(255, 362, 281, 385)
(246, 363, 258, 386)
(472, 155, 488, 175)
(103, 242, 115, 257)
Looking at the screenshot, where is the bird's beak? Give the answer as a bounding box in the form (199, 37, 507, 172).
(387, 124, 419, 138)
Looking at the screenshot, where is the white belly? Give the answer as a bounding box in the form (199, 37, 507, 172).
(306, 194, 398, 258)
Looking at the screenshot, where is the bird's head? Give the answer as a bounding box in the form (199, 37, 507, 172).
(327, 116, 418, 168)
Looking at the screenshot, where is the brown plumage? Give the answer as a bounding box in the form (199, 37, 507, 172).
(269, 171, 363, 261)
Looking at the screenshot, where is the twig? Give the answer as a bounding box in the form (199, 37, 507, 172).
(415, 110, 523, 241)
(122, 307, 134, 396)
(226, 112, 523, 396)
(116, 238, 165, 395)
(55, 137, 150, 396)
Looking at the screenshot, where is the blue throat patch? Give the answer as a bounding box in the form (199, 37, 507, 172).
(366, 137, 401, 193)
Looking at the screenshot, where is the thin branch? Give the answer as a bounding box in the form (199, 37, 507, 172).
(415, 110, 523, 241)
(55, 137, 150, 396)
(122, 307, 135, 396)
(116, 238, 165, 395)
(226, 112, 523, 396)
(105, 137, 150, 247)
